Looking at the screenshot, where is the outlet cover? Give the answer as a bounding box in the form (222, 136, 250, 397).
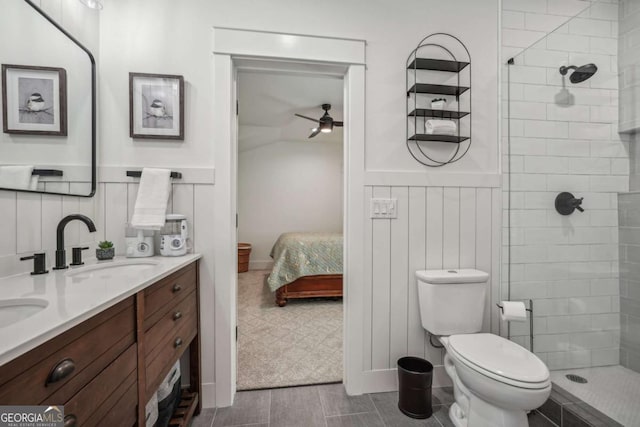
(370, 198, 398, 219)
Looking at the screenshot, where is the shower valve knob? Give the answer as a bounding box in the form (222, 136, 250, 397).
(555, 192, 584, 215)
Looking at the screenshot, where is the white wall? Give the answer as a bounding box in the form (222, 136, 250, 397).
(238, 140, 343, 269)
(211, 0, 499, 175)
(98, 0, 215, 169)
(97, 0, 499, 174)
(502, 0, 625, 370)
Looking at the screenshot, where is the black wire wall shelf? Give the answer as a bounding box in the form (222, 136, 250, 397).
(407, 58, 470, 72)
(409, 134, 469, 143)
(407, 83, 469, 97)
(406, 33, 472, 167)
(408, 109, 469, 119)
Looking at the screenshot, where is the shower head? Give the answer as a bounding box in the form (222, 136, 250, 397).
(559, 63, 598, 84)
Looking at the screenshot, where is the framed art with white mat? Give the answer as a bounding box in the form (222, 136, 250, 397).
(129, 72, 184, 140)
(2, 64, 67, 136)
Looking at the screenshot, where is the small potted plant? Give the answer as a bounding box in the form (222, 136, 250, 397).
(96, 241, 115, 261)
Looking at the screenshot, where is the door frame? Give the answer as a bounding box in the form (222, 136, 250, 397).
(212, 27, 367, 407)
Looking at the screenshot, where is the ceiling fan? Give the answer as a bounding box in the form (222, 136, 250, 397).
(294, 103, 343, 138)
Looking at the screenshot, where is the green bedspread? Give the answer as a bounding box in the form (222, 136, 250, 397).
(267, 232, 343, 292)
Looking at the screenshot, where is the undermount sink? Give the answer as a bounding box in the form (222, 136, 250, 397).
(65, 260, 160, 280)
(0, 298, 48, 327)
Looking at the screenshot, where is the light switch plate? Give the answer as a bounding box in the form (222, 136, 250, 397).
(370, 198, 398, 219)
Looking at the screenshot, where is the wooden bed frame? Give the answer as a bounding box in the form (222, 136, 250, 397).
(275, 274, 343, 307)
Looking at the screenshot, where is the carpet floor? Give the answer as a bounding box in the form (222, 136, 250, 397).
(237, 270, 343, 391)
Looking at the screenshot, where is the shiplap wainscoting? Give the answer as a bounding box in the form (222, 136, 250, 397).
(0, 183, 212, 276)
(0, 180, 217, 407)
(361, 185, 502, 389)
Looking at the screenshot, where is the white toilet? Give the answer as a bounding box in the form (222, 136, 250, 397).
(416, 269, 551, 427)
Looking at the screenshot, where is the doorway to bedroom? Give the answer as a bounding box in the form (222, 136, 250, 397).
(235, 67, 345, 391)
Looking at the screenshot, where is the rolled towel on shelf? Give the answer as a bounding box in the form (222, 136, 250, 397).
(425, 119, 457, 136)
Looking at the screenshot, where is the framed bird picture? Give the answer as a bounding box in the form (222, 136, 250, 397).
(1, 64, 67, 136)
(129, 72, 184, 140)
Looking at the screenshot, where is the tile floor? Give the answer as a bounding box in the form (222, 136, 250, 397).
(191, 383, 556, 427)
(551, 365, 640, 426)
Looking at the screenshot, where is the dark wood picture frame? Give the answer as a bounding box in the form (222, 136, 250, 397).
(129, 72, 184, 140)
(1, 64, 67, 136)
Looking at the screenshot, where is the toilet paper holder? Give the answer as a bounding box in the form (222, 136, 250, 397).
(496, 300, 534, 353)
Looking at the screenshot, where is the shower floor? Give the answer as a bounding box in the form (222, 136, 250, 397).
(551, 365, 640, 426)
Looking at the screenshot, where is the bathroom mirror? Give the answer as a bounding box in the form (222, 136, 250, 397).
(0, 0, 96, 197)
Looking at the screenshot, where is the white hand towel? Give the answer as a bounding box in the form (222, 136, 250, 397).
(0, 165, 35, 190)
(131, 168, 171, 230)
(145, 392, 159, 427)
(425, 119, 457, 136)
(157, 361, 181, 401)
(29, 175, 39, 190)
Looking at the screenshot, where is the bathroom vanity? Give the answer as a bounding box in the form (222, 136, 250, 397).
(0, 255, 201, 427)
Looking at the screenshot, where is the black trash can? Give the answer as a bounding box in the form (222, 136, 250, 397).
(397, 356, 433, 419)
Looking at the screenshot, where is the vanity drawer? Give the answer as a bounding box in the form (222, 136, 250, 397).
(145, 308, 197, 398)
(145, 290, 197, 357)
(144, 263, 197, 329)
(62, 344, 137, 427)
(0, 297, 135, 405)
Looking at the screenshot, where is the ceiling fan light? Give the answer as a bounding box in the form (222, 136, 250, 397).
(319, 121, 332, 133)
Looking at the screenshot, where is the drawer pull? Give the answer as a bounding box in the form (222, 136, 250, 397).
(172, 283, 182, 293)
(64, 414, 77, 427)
(174, 338, 183, 348)
(173, 311, 182, 321)
(45, 358, 75, 386)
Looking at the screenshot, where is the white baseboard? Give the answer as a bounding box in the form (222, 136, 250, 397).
(201, 382, 216, 408)
(358, 366, 452, 395)
(249, 260, 273, 270)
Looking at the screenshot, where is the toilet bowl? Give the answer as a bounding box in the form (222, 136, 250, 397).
(441, 334, 551, 427)
(416, 269, 551, 427)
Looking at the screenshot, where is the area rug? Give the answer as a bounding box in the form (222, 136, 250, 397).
(237, 270, 343, 390)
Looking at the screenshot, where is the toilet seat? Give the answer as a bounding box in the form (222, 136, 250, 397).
(448, 333, 550, 390)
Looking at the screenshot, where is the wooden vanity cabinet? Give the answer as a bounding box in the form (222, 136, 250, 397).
(138, 261, 202, 426)
(0, 260, 201, 427)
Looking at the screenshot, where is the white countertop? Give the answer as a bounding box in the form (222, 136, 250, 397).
(0, 254, 201, 366)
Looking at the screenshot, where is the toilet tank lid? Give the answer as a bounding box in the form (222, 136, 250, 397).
(415, 269, 489, 284)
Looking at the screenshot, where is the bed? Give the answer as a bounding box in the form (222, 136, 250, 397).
(267, 232, 343, 307)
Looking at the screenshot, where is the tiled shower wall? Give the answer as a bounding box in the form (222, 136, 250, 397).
(619, 192, 640, 372)
(502, 0, 627, 369)
(617, 1, 640, 374)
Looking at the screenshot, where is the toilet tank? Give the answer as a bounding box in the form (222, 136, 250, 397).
(416, 269, 489, 336)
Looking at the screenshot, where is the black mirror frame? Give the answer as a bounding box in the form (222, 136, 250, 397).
(0, 0, 97, 198)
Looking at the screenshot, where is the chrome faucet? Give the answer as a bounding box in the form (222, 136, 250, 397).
(54, 214, 97, 270)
